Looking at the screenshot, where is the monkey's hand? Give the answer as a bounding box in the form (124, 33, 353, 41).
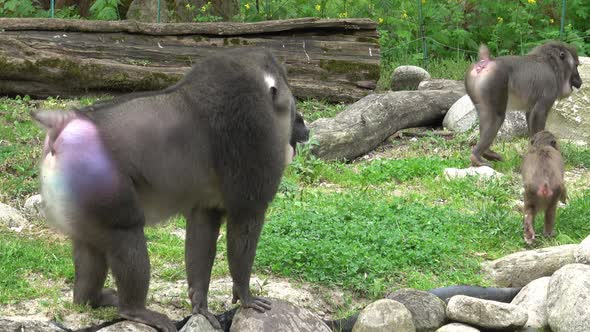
(120, 308, 177, 332)
(232, 285, 272, 312)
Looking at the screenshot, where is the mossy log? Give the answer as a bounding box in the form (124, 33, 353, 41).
(0, 17, 380, 103)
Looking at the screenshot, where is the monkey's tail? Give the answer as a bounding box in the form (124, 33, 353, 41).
(31, 110, 78, 154)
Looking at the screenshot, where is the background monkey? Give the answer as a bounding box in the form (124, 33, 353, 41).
(465, 41, 582, 167)
(33, 48, 309, 331)
(521, 130, 567, 245)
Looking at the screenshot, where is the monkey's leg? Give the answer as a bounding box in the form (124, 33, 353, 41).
(108, 228, 176, 332)
(227, 213, 271, 312)
(472, 106, 506, 166)
(73, 240, 118, 308)
(523, 208, 536, 245)
(544, 199, 558, 238)
(527, 100, 553, 136)
(185, 208, 223, 329)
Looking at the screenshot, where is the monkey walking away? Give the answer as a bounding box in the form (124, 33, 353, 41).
(32, 48, 309, 331)
(465, 41, 582, 167)
(521, 131, 567, 245)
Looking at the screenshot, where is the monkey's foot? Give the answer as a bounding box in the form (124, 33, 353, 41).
(94, 288, 118, 307)
(470, 153, 491, 167)
(232, 292, 272, 312)
(483, 150, 503, 162)
(192, 307, 222, 330)
(524, 235, 535, 245)
(120, 308, 176, 332)
(543, 230, 556, 238)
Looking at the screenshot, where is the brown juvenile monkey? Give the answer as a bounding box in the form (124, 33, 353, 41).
(32, 48, 309, 331)
(521, 130, 567, 245)
(465, 41, 582, 167)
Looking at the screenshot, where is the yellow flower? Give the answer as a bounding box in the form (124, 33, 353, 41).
(497, 16, 503, 23)
(527, 0, 536, 3)
(244, 3, 250, 10)
(549, 18, 555, 24)
(378, 17, 384, 24)
(401, 10, 408, 19)
(315, 4, 321, 11)
(200, 5, 207, 12)
(185, 3, 190, 9)
(338, 12, 348, 18)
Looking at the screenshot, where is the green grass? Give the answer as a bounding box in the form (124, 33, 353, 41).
(1, 93, 590, 313)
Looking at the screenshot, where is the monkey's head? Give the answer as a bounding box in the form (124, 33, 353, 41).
(530, 130, 559, 150)
(531, 42, 582, 97)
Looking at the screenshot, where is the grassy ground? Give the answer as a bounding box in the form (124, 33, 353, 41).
(1, 94, 590, 323)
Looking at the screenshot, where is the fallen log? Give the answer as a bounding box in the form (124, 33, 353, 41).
(0, 18, 380, 103)
(309, 89, 464, 160)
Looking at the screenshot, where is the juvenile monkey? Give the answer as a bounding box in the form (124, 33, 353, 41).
(32, 48, 309, 331)
(521, 130, 567, 245)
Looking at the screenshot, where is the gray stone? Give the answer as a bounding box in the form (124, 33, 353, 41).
(443, 166, 503, 179)
(547, 263, 590, 332)
(446, 295, 528, 330)
(230, 298, 330, 332)
(418, 79, 465, 94)
(0, 317, 65, 331)
(481, 244, 577, 287)
(547, 57, 590, 143)
(127, 0, 169, 23)
(574, 234, 590, 264)
(435, 323, 480, 332)
(98, 321, 157, 331)
(352, 299, 415, 332)
(511, 277, 550, 330)
(23, 194, 44, 218)
(443, 95, 528, 138)
(391, 66, 431, 91)
(180, 314, 221, 332)
(386, 288, 446, 332)
(0, 202, 29, 231)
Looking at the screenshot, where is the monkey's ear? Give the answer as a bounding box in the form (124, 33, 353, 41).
(559, 51, 566, 60)
(550, 139, 557, 148)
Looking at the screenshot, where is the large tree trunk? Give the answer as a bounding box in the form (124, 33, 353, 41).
(309, 89, 464, 161)
(0, 17, 379, 103)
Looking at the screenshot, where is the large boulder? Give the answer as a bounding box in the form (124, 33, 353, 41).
(391, 66, 431, 91)
(547, 264, 590, 332)
(230, 298, 330, 332)
(446, 295, 527, 330)
(418, 79, 465, 94)
(481, 245, 577, 287)
(0, 317, 65, 332)
(99, 321, 157, 331)
(23, 194, 44, 218)
(435, 323, 480, 332)
(510, 277, 551, 330)
(180, 314, 221, 332)
(0, 202, 29, 231)
(386, 289, 446, 332)
(443, 95, 528, 138)
(547, 57, 590, 143)
(352, 299, 415, 332)
(574, 234, 590, 264)
(127, 0, 170, 22)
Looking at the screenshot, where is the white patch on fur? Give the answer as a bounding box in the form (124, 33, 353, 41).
(264, 74, 276, 90)
(40, 153, 74, 234)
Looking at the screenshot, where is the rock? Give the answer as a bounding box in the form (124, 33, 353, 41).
(511, 277, 551, 330)
(391, 66, 431, 91)
(574, 234, 590, 264)
(0, 316, 65, 331)
(481, 244, 577, 287)
(418, 79, 465, 94)
(547, 56, 590, 143)
(435, 323, 480, 332)
(0, 202, 29, 232)
(386, 288, 446, 332)
(180, 314, 221, 332)
(443, 166, 503, 179)
(98, 321, 157, 331)
(23, 194, 44, 218)
(443, 95, 528, 138)
(547, 263, 590, 332)
(352, 299, 415, 332)
(230, 298, 330, 332)
(447, 295, 528, 330)
(127, 0, 169, 22)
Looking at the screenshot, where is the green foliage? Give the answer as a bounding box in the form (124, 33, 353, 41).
(0, 0, 41, 17)
(90, 0, 121, 20)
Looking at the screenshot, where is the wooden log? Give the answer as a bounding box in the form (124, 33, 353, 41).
(0, 18, 380, 102)
(309, 89, 464, 161)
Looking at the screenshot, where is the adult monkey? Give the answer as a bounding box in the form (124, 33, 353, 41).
(32, 48, 308, 331)
(465, 41, 582, 166)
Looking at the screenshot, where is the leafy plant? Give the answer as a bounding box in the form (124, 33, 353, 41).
(90, 0, 121, 20)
